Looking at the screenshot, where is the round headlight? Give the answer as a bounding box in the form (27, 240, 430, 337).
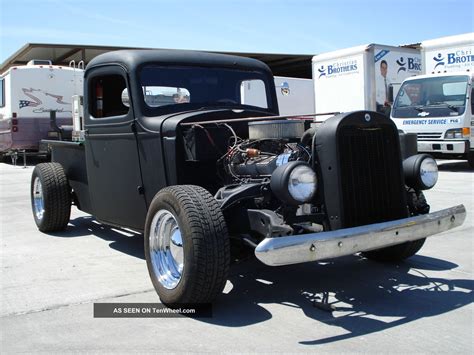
(288, 165, 317, 203)
(270, 162, 317, 205)
(420, 157, 438, 188)
(403, 154, 438, 190)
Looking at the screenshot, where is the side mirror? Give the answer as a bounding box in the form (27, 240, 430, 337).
(388, 85, 394, 104)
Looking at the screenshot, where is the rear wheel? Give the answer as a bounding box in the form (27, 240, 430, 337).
(31, 163, 71, 232)
(144, 185, 230, 305)
(362, 190, 429, 262)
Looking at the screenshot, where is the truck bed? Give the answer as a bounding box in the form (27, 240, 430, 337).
(47, 141, 92, 214)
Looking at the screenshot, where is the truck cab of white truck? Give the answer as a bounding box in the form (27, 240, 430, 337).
(391, 33, 474, 167)
(391, 72, 473, 165)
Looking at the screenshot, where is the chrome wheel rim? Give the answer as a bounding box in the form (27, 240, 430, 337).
(33, 177, 45, 221)
(149, 210, 184, 290)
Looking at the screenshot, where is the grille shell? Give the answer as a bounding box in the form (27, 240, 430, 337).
(315, 111, 408, 230)
(337, 125, 408, 228)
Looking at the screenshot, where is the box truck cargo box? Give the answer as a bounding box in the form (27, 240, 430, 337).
(312, 44, 421, 118)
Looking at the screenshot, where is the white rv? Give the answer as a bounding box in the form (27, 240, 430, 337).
(391, 33, 474, 167)
(312, 44, 422, 118)
(0, 60, 83, 155)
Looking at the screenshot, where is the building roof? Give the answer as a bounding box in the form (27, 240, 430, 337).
(1, 43, 313, 78)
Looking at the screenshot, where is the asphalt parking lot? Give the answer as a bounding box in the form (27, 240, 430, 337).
(0, 159, 473, 353)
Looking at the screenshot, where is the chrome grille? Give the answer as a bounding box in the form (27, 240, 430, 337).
(417, 132, 443, 140)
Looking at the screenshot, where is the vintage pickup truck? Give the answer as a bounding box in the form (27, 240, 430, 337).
(30, 50, 466, 305)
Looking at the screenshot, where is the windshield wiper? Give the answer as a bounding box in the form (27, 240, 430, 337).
(394, 105, 425, 111)
(427, 102, 458, 112)
(398, 103, 458, 113)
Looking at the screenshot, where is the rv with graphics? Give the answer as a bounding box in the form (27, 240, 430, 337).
(391, 33, 474, 167)
(0, 60, 83, 156)
(312, 44, 422, 118)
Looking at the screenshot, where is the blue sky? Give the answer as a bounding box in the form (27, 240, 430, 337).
(1, 0, 472, 64)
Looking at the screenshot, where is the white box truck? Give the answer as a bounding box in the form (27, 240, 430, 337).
(312, 44, 422, 118)
(0, 60, 84, 156)
(241, 76, 314, 116)
(391, 33, 474, 167)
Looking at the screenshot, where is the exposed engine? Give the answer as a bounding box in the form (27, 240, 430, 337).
(219, 120, 311, 181)
(182, 118, 317, 209)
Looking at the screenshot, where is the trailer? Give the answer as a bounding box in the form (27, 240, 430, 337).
(391, 33, 474, 166)
(241, 76, 314, 116)
(312, 44, 422, 118)
(0, 60, 83, 157)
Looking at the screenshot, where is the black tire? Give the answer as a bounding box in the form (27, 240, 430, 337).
(144, 185, 230, 305)
(362, 190, 429, 262)
(31, 163, 71, 232)
(467, 152, 474, 169)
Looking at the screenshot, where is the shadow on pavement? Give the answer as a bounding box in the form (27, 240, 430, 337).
(203, 254, 473, 346)
(48, 216, 145, 260)
(436, 160, 473, 172)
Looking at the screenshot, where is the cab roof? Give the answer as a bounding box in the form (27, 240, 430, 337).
(86, 49, 273, 74)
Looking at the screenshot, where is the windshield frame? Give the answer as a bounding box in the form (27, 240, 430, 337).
(136, 64, 277, 117)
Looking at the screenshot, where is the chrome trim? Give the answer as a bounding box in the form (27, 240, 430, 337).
(33, 177, 45, 221)
(255, 205, 466, 266)
(149, 210, 184, 289)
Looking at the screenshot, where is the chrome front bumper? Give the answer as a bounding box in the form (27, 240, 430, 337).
(418, 140, 468, 154)
(255, 205, 466, 266)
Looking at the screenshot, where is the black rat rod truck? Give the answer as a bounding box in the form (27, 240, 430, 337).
(30, 50, 466, 304)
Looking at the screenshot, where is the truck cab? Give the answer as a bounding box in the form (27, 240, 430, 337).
(30, 50, 465, 305)
(391, 72, 473, 166)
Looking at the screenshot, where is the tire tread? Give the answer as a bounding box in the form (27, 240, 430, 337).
(145, 185, 230, 304)
(31, 163, 71, 232)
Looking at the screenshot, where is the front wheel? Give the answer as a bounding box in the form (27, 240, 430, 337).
(467, 151, 474, 169)
(144, 185, 230, 305)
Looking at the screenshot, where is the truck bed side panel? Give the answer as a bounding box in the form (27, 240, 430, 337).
(51, 143, 92, 214)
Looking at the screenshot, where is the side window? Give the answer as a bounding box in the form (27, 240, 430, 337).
(0, 78, 4, 108)
(89, 75, 129, 118)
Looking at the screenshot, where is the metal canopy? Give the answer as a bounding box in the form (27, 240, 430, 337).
(1, 43, 314, 78)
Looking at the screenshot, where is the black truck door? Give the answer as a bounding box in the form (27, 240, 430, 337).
(84, 66, 147, 230)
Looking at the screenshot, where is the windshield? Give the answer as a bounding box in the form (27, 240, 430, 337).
(139, 65, 275, 115)
(392, 75, 469, 118)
